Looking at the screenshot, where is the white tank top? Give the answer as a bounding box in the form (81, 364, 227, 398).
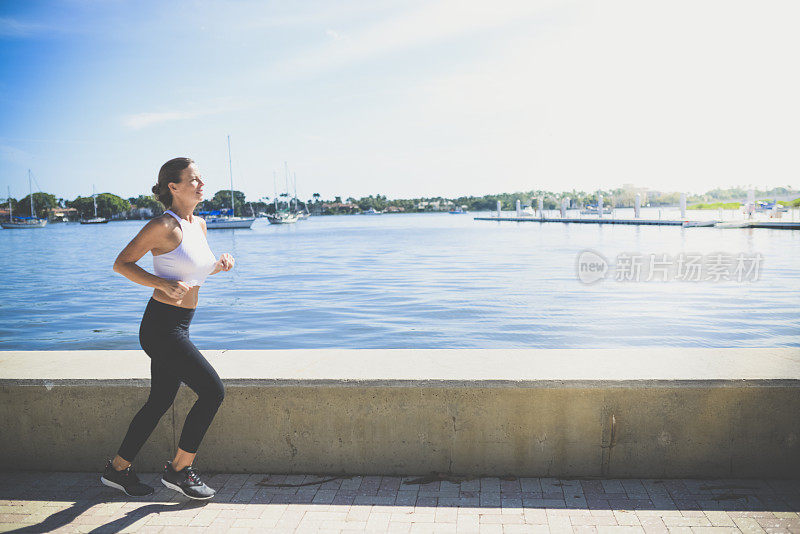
(152, 210, 217, 287)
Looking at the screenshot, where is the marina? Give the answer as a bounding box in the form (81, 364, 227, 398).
(476, 193, 800, 229)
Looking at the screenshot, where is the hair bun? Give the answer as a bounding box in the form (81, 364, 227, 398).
(151, 183, 160, 195)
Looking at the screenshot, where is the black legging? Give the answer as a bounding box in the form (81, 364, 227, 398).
(117, 298, 225, 462)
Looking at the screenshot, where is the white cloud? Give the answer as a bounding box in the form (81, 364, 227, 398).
(325, 29, 346, 41)
(121, 99, 246, 130)
(0, 17, 46, 38)
(271, 0, 561, 81)
(122, 111, 205, 130)
(0, 145, 32, 165)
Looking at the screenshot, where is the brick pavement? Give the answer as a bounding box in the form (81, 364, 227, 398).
(0, 472, 797, 533)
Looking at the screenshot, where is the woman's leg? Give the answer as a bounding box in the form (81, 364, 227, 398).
(101, 352, 180, 497)
(116, 356, 181, 463)
(168, 332, 225, 465)
(158, 333, 224, 500)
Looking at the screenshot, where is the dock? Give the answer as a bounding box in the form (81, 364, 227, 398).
(748, 221, 800, 229)
(474, 216, 800, 229)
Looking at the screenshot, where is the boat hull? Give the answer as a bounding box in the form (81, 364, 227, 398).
(1, 220, 48, 229)
(267, 214, 299, 224)
(580, 209, 612, 215)
(205, 217, 256, 229)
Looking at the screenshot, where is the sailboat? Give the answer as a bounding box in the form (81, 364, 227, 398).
(80, 185, 109, 224)
(1, 170, 48, 229)
(266, 163, 300, 224)
(266, 210, 300, 224)
(294, 172, 309, 220)
(205, 136, 256, 229)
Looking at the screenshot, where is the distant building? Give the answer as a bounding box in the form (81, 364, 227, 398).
(416, 200, 454, 211)
(48, 207, 79, 222)
(128, 207, 155, 219)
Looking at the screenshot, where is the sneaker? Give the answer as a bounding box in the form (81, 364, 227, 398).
(161, 461, 216, 500)
(100, 459, 154, 497)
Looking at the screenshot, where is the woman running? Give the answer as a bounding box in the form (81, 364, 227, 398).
(100, 157, 234, 500)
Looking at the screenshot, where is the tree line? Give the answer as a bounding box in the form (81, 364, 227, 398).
(4, 185, 798, 220)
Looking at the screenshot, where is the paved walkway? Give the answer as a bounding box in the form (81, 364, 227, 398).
(0, 472, 797, 533)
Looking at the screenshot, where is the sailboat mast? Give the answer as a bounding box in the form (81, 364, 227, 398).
(293, 172, 298, 211)
(273, 171, 278, 210)
(28, 170, 35, 219)
(227, 135, 235, 217)
(7, 186, 11, 220)
(284, 161, 289, 196)
(92, 185, 98, 218)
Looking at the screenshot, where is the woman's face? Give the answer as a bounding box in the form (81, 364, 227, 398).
(169, 163, 205, 205)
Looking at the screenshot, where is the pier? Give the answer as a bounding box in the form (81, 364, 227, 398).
(474, 216, 800, 229)
(475, 216, 685, 226)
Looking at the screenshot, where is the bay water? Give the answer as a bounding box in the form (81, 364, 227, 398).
(1, 210, 798, 350)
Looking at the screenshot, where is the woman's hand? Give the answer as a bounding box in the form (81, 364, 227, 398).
(160, 280, 192, 300)
(211, 253, 235, 275)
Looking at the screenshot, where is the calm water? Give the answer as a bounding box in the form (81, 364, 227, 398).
(1, 210, 798, 349)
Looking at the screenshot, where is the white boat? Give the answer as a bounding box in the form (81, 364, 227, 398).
(715, 221, 752, 229)
(449, 206, 467, 214)
(205, 214, 256, 229)
(520, 205, 536, 217)
(80, 185, 109, 224)
(1, 171, 48, 229)
(266, 211, 300, 224)
(580, 205, 612, 215)
(361, 208, 382, 215)
(264, 165, 305, 224)
(206, 136, 255, 229)
(291, 171, 308, 220)
(755, 201, 788, 213)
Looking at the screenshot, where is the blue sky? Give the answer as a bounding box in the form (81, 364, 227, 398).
(1, 0, 799, 202)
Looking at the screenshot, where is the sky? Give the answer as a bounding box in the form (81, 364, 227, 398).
(1, 0, 799, 202)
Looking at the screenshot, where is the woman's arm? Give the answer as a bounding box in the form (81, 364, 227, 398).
(209, 253, 235, 275)
(198, 217, 235, 276)
(113, 217, 190, 299)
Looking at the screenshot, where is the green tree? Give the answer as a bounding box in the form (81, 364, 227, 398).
(17, 192, 58, 217)
(128, 195, 163, 214)
(68, 193, 131, 219)
(202, 190, 246, 215)
(3, 197, 18, 217)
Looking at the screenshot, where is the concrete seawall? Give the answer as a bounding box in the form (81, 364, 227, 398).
(1, 349, 799, 478)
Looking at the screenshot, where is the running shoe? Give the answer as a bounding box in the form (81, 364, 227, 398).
(100, 459, 154, 496)
(161, 461, 216, 500)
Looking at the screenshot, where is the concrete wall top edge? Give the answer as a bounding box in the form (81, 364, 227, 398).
(2, 378, 800, 389)
(1, 348, 799, 382)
